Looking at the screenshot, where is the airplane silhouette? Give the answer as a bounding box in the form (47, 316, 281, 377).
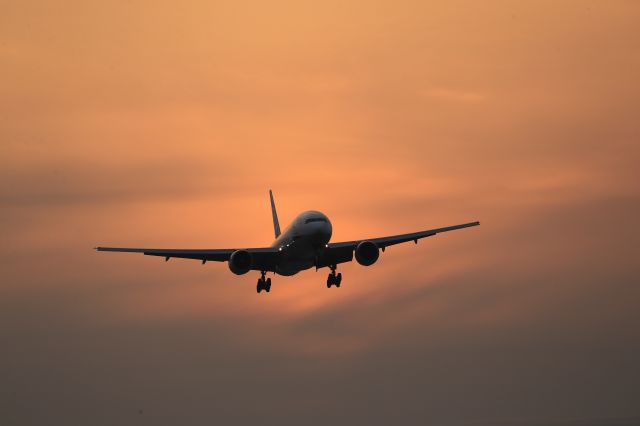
(96, 190, 479, 293)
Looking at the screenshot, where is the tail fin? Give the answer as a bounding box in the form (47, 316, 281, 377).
(269, 189, 281, 238)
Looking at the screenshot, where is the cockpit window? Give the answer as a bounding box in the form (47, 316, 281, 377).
(305, 218, 327, 224)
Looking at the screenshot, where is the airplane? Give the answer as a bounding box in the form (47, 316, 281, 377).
(96, 190, 480, 293)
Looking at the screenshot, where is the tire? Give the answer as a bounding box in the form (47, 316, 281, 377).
(266, 278, 271, 292)
(256, 279, 262, 293)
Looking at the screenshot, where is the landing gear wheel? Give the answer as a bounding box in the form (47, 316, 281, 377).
(327, 274, 334, 288)
(257, 271, 270, 294)
(327, 266, 342, 288)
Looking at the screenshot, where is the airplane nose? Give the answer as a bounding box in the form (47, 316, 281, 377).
(311, 227, 324, 239)
(310, 223, 331, 245)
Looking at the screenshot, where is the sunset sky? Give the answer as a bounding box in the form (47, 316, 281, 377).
(1, 1, 639, 425)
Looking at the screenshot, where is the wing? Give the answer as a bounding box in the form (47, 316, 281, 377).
(95, 246, 280, 271)
(316, 221, 480, 267)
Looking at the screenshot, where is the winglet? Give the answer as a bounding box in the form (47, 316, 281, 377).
(269, 189, 281, 238)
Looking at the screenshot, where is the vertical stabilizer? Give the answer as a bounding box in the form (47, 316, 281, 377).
(269, 190, 281, 238)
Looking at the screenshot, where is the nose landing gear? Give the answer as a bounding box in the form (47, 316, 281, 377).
(257, 271, 271, 293)
(326, 265, 342, 288)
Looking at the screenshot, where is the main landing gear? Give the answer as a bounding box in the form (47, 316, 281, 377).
(257, 271, 271, 293)
(327, 265, 342, 288)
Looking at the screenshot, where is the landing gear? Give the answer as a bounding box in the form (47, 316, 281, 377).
(256, 271, 271, 293)
(326, 265, 342, 288)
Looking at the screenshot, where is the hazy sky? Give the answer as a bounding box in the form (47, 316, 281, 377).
(1, 1, 639, 425)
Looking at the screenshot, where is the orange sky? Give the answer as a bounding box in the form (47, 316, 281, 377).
(1, 1, 639, 425)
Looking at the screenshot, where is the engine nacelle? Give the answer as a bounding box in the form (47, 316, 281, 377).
(228, 250, 252, 275)
(355, 241, 379, 266)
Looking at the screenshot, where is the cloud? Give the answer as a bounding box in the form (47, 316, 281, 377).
(420, 88, 487, 104)
(2, 0, 640, 424)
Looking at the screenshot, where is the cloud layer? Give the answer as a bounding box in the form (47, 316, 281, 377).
(1, 1, 639, 425)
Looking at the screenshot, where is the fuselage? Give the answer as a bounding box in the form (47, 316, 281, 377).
(270, 210, 332, 276)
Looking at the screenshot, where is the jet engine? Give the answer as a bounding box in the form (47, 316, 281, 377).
(228, 250, 252, 275)
(355, 241, 379, 266)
